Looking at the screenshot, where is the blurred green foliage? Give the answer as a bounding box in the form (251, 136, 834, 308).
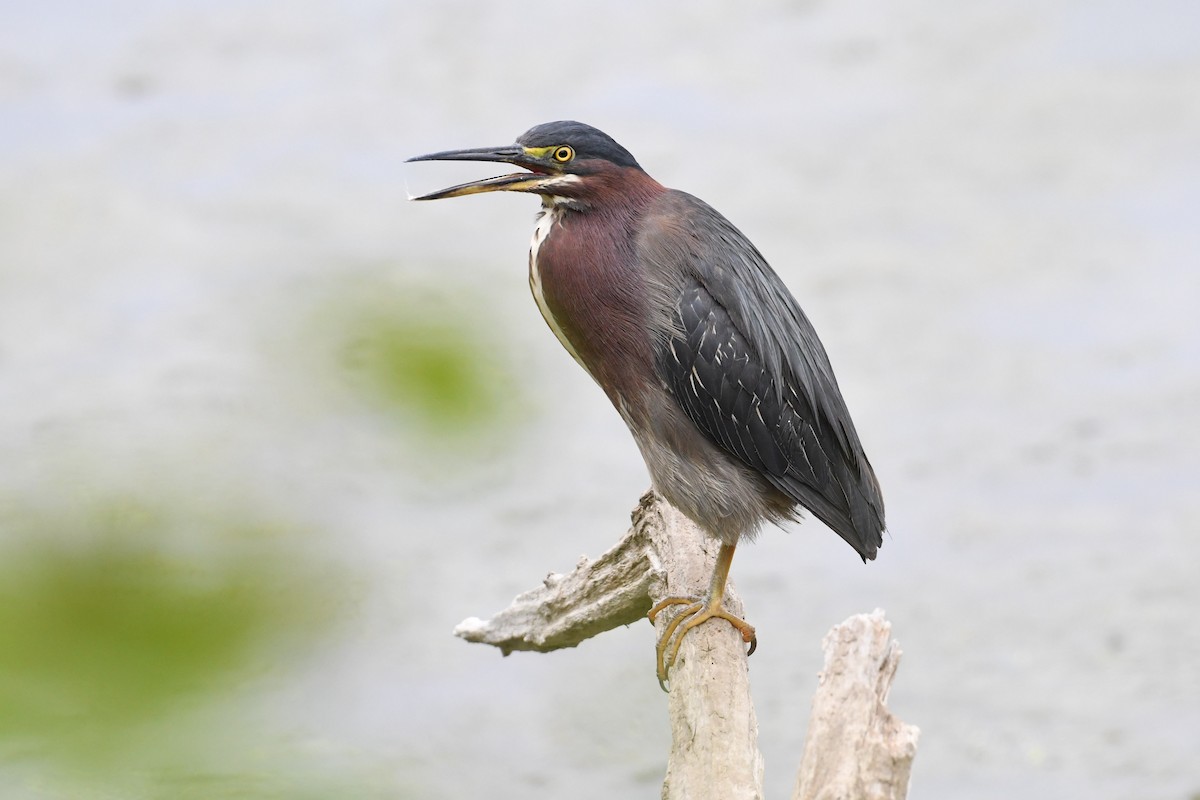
(315, 277, 522, 445)
(344, 312, 508, 431)
(0, 494, 351, 795)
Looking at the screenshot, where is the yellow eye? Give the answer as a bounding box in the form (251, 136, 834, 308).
(552, 145, 574, 163)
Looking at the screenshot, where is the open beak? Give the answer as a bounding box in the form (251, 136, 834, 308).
(406, 145, 560, 200)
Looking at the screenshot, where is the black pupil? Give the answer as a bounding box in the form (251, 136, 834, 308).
(557, 148, 569, 160)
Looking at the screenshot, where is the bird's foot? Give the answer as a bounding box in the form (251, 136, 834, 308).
(648, 595, 757, 690)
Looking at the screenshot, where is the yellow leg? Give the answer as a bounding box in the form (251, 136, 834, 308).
(647, 543, 757, 689)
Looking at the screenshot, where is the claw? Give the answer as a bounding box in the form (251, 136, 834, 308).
(649, 542, 755, 689)
(650, 595, 756, 688)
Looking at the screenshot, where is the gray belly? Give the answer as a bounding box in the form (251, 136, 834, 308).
(624, 386, 789, 544)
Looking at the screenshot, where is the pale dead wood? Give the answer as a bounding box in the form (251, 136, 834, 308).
(644, 496, 764, 800)
(456, 491, 763, 800)
(455, 492, 916, 800)
(792, 610, 919, 800)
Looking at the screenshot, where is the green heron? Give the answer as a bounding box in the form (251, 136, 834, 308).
(408, 121, 885, 686)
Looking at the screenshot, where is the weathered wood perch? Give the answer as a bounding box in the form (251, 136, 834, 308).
(455, 491, 918, 799)
(792, 612, 919, 800)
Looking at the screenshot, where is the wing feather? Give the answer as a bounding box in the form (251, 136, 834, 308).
(641, 191, 885, 559)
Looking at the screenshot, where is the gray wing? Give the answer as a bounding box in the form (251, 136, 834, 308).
(641, 191, 885, 560)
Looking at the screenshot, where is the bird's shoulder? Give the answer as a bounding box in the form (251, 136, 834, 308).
(636, 189, 846, 425)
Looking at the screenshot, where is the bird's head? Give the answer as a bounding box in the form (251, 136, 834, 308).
(407, 120, 648, 207)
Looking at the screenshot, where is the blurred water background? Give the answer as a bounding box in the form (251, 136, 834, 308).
(1, 1, 1198, 798)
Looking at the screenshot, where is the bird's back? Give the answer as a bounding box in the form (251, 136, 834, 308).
(635, 190, 885, 560)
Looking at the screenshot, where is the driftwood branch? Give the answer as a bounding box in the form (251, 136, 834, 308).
(792, 611, 919, 800)
(455, 491, 916, 799)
